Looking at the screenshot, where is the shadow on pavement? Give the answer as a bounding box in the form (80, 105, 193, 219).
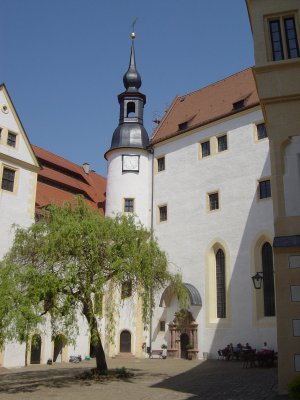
(151, 359, 287, 400)
(0, 366, 137, 394)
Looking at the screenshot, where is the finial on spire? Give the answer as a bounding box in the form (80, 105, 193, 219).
(123, 18, 141, 92)
(131, 17, 138, 39)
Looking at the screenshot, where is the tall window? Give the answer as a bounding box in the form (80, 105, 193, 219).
(158, 205, 167, 222)
(262, 243, 275, 316)
(157, 156, 165, 172)
(256, 123, 267, 140)
(1, 167, 15, 192)
(269, 17, 300, 61)
(124, 198, 134, 213)
(208, 192, 219, 211)
(216, 249, 226, 318)
(218, 135, 227, 152)
(7, 132, 17, 147)
(201, 141, 210, 157)
(259, 179, 271, 199)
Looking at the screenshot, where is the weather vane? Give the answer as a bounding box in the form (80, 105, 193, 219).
(131, 17, 138, 39)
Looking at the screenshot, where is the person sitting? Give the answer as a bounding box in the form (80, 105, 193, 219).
(261, 342, 268, 350)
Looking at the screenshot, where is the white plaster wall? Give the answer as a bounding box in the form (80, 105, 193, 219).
(283, 136, 300, 216)
(0, 91, 34, 165)
(105, 150, 151, 228)
(3, 342, 27, 367)
(0, 163, 36, 259)
(152, 109, 276, 358)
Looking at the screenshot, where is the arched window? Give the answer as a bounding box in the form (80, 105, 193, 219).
(262, 242, 275, 316)
(216, 249, 226, 318)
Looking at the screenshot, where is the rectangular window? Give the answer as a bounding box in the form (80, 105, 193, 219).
(208, 192, 219, 211)
(218, 135, 227, 152)
(124, 198, 134, 213)
(270, 20, 284, 61)
(1, 167, 16, 192)
(159, 205, 167, 222)
(157, 156, 165, 172)
(160, 321, 166, 332)
(284, 17, 300, 59)
(259, 179, 271, 199)
(256, 123, 267, 140)
(201, 141, 210, 158)
(269, 17, 300, 61)
(7, 132, 17, 147)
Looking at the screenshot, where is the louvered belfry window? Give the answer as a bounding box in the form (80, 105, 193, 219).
(216, 249, 226, 318)
(262, 242, 275, 316)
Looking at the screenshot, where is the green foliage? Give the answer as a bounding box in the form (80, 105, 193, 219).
(0, 198, 188, 369)
(288, 375, 300, 400)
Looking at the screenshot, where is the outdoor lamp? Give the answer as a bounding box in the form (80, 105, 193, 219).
(251, 272, 263, 289)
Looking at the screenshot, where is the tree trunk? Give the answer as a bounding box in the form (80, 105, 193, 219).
(83, 299, 107, 371)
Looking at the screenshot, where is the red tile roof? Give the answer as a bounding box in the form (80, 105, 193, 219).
(151, 68, 259, 144)
(32, 145, 106, 211)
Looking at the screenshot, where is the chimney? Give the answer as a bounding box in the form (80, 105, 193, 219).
(82, 162, 90, 174)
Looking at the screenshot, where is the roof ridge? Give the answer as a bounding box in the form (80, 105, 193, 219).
(180, 67, 254, 99)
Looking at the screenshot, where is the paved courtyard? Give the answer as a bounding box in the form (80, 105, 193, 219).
(0, 357, 289, 400)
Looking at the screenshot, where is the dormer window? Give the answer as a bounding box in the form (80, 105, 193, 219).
(233, 100, 245, 110)
(178, 121, 188, 131)
(127, 102, 136, 117)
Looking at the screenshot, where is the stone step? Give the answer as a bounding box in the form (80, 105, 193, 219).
(112, 353, 135, 359)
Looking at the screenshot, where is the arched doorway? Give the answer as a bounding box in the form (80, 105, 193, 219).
(30, 334, 41, 364)
(53, 335, 65, 362)
(120, 330, 131, 353)
(180, 333, 189, 359)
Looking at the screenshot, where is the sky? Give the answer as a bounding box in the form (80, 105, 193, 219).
(2, 0, 254, 177)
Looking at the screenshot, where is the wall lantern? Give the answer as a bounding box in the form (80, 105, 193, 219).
(251, 272, 263, 290)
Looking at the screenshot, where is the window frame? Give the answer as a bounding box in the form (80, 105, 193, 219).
(256, 122, 268, 141)
(121, 281, 132, 299)
(201, 140, 211, 158)
(123, 198, 135, 213)
(217, 134, 228, 153)
(207, 191, 220, 212)
(1, 165, 17, 193)
(157, 156, 165, 172)
(159, 320, 166, 332)
(158, 204, 168, 223)
(7, 131, 17, 148)
(216, 249, 226, 319)
(268, 14, 300, 61)
(258, 179, 272, 200)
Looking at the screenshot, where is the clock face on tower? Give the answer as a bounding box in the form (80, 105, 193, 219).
(122, 155, 140, 172)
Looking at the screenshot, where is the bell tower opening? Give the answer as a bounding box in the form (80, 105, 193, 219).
(127, 101, 136, 117)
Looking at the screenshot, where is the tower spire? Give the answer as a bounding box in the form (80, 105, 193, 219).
(123, 31, 142, 92)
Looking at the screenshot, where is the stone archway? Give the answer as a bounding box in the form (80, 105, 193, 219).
(168, 310, 198, 359)
(120, 330, 131, 353)
(53, 335, 66, 362)
(30, 334, 42, 364)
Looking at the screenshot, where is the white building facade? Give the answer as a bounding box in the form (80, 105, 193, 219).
(104, 42, 277, 359)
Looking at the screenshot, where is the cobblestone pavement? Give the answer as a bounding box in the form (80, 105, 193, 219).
(0, 357, 290, 400)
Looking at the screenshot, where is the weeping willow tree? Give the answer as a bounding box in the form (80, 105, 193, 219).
(0, 198, 188, 371)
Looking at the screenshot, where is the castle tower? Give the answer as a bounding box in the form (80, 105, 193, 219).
(105, 32, 151, 228)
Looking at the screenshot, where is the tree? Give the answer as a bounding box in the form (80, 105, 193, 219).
(0, 198, 187, 371)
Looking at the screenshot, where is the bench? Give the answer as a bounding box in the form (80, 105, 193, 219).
(149, 350, 163, 358)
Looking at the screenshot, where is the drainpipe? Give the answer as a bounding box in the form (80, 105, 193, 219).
(149, 145, 155, 353)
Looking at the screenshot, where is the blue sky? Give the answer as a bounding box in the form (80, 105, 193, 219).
(2, 0, 254, 176)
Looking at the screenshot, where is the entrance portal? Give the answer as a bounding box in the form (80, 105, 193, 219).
(53, 335, 65, 362)
(120, 330, 131, 353)
(30, 334, 41, 364)
(180, 333, 189, 359)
